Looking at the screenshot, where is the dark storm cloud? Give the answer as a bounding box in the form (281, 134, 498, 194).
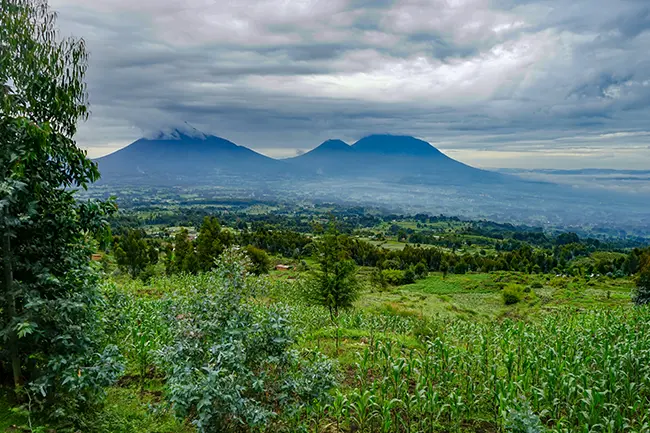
(47, 0, 650, 168)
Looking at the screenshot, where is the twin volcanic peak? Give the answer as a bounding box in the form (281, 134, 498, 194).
(95, 131, 497, 184)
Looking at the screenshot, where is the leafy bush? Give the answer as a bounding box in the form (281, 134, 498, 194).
(382, 269, 406, 286)
(505, 403, 545, 433)
(403, 267, 416, 284)
(160, 249, 336, 432)
(244, 244, 271, 275)
(531, 282, 543, 289)
(413, 262, 429, 279)
(503, 286, 523, 305)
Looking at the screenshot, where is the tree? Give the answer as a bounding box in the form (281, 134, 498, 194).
(167, 229, 198, 275)
(1, 0, 122, 411)
(114, 229, 158, 279)
(633, 256, 650, 306)
(195, 216, 233, 272)
(306, 224, 359, 323)
(440, 260, 450, 279)
(244, 245, 271, 275)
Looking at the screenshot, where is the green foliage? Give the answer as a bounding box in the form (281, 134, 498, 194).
(244, 244, 271, 275)
(505, 403, 545, 433)
(633, 256, 650, 305)
(159, 249, 336, 432)
(306, 225, 359, 321)
(503, 286, 523, 305)
(0, 0, 123, 416)
(381, 269, 406, 286)
(195, 216, 233, 271)
(403, 267, 416, 284)
(413, 261, 428, 279)
(165, 228, 198, 275)
(114, 229, 158, 279)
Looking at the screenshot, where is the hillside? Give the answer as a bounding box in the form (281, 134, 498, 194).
(95, 129, 285, 185)
(290, 134, 503, 184)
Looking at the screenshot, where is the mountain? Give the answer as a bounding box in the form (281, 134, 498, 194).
(95, 131, 505, 186)
(290, 134, 503, 184)
(96, 130, 284, 185)
(352, 135, 445, 157)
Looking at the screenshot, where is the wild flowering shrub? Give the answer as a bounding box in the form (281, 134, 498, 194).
(159, 248, 336, 433)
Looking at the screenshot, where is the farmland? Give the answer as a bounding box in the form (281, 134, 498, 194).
(3, 2, 650, 432)
(2, 202, 649, 433)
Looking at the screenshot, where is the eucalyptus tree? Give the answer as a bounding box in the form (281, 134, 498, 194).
(1, 0, 122, 412)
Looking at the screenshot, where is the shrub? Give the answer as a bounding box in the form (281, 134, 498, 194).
(244, 245, 271, 275)
(505, 403, 545, 433)
(403, 267, 416, 284)
(414, 262, 429, 279)
(531, 282, 543, 289)
(503, 286, 522, 305)
(382, 269, 405, 286)
(160, 249, 336, 432)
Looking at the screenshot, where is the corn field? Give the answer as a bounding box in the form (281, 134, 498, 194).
(286, 309, 650, 433)
(102, 270, 650, 433)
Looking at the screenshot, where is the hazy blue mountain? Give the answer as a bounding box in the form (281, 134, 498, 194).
(96, 129, 285, 185)
(89, 131, 650, 232)
(290, 134, 504, 184)
(97, 131, 505, 186)
(352, 134, 445, 156)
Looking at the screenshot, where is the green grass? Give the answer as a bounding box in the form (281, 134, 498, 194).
(402, 272, 497, 294)
(356, 272, 636, 320)
(0, 395, 27, 432)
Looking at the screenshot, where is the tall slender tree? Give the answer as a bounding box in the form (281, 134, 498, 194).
(1, 0, 122, 411)
(306, 222, 359, 322)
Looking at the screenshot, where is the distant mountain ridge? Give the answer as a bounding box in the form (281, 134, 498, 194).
(288, 134, 501, 183)
(90, 129, 650, 232)
(96, 130, 502, 185)
(96, 129, 285, 184)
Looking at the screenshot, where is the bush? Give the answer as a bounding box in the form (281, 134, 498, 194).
(382, 269, 405, 286)
(160, 249, 336, 432)
(503, 286, 522, 305)
(505, 403, 545, 433)
(414, 262, 429, 279)
(244, 245, 271, 275)
(403, 267, 416, 284)
(531, 282, 543, 289)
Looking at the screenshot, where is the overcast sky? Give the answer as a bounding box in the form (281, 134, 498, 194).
(50, 0, 650, 169)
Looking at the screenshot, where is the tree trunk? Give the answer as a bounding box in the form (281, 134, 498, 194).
(3, 233, 21, 390)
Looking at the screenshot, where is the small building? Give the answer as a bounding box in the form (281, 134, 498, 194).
(91, 253, 102, 261)
(275, 264, 292, 271)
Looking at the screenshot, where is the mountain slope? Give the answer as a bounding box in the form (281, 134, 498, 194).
(96, 130, 284, 184)
(290, 134, 503, 184)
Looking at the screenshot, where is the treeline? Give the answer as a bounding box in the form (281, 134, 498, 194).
(112, 217, 280, 278)
(111, 216, 650, 283)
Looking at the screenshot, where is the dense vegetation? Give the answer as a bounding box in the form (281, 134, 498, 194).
(3, 1, 650, 432)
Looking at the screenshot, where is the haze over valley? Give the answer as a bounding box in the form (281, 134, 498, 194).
(92, 128, 650, 236)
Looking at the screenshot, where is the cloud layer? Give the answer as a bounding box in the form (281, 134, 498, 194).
(50, 0, 650, 168)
